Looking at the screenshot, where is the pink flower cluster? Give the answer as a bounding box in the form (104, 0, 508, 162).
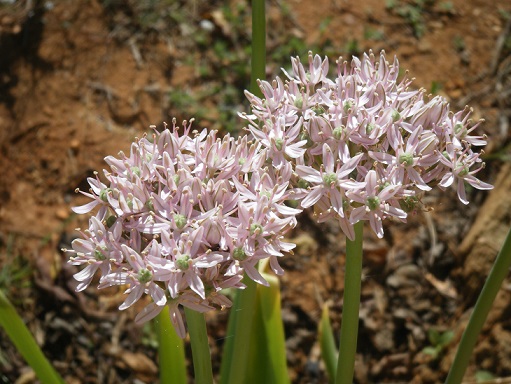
(68, 120, 298, 337)
(242, 50, 492, 239)
(68, 51, 492, 336)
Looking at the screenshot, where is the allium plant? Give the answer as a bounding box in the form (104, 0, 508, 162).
(0, 3, 501, 382)
(65, 50, 497, 384)
(68, 120, 300, 339)
(242, 51, 492, 240)
(240, 51, 494, 384)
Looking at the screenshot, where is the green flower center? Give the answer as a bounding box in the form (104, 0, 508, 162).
(260, 190, 272, 199)
(312, 105, 325, 115)
(173, 214, 187, 229)
(454, 122, 465, 137)
(366, 123, 375, 134)
(399, 196, 419, 213)
(297, 178, 310, 189)
(99, 188, 112, 202)
(366, 196, 380, 211)
(131, 166, 141, 177)
(250, 223, 263, 235)
(456, 163, 469, 177)
(176, 255, 191, 271)
(323, 172, 337, 186)
(233, 247, 248, 261)
(274, 138, 284, 151)
(294, 96, 303, 109)
(399, 153, 414, 167)
(137, 268, 152, 283)
(105, 215, 117, 228)
(333, 126, 344, 140)
(94, 247, 107, 261)
(300, 132, 313, 148)
(391, 110, 401, 122)
(343, 100, 354, 112)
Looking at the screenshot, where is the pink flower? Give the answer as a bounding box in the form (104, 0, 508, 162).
(296, 144, 363, 216)
(247, 115, 306, 169)
(348, 170, 407, 238)
(438, 145, 493, 204)
(69, 216, 123, 291)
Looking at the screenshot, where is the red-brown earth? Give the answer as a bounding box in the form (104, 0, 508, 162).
(0, 0, 510, 383)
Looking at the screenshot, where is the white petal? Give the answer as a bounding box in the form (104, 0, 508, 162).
(72, 200, 100, 214)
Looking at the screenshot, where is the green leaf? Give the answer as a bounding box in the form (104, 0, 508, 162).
(438, 330, 454, 347)
(427, 328, 441, 346)
(245, 259, 289, 384)
(319, 304, 338, 383)
(475, 370, 496, 382)
(0, 290, 65, 384)
(219, 276, 258, 384)
(422, 346, 440, 359)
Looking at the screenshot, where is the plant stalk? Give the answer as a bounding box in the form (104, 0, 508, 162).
(184, 308, 213, 384)
(220, 1, 265, 382)
(219, 277, 258, 384)
(336, 221, 364, 384)
(157, 306, 186, 384)
(250, 0, 266, 98)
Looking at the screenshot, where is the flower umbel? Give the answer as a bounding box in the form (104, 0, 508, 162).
(242, 50, 493, 239)
(66, 119, 299, 337)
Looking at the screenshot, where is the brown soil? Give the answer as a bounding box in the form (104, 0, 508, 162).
(0, 0, 510, 383)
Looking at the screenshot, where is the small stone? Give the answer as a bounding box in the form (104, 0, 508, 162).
(448, 89, 462, 99)
(118, 351, 158, 375)
(56, 208, 69, 220)
(70, 139, 80, 150)
(417, 40, 432, 53)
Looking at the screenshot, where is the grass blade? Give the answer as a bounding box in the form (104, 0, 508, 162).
(0, 289, 65, 384)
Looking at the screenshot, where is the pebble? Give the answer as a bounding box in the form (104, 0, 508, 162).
(56, 207, 70, 220)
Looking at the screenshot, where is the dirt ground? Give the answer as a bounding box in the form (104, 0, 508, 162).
(0, 0, 510, 383)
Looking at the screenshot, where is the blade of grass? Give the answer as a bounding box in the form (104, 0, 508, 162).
(0, 289, 65, 384)
(156, 306, 187, 384)
(319, 303, 338, 383)
(445, 225, 511, 384)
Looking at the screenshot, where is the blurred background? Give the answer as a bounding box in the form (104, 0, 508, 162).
(0, 0, 510, 383)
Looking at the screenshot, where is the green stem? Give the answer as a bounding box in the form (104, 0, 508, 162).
(219, 277, 258, 384)
(184, 308, 213, 384)
(336, 221, 364, 384)
(248, 260, 289, 384)
(220, 1, 265, 382)
(445, 225, 511, 384)
(250, 0, 266, 98)
(0, 290, 65, 384)
(157, 306, 186, 384)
